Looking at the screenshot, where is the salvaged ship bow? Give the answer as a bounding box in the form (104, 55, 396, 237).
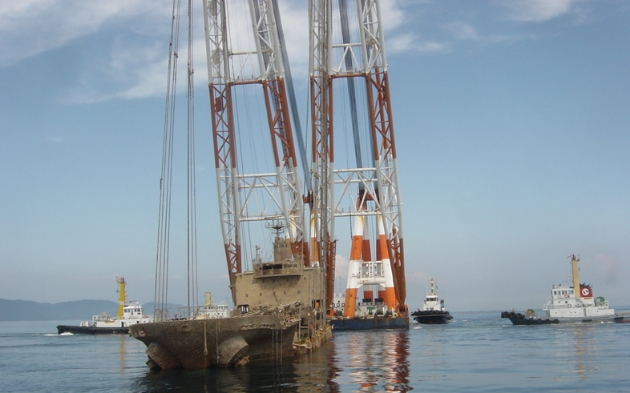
(131, 307, 300, 368)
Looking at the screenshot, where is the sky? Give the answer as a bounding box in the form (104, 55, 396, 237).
(1, 0, 629, 312)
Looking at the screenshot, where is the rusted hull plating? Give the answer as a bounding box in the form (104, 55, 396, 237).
(129, 315, 299, 369)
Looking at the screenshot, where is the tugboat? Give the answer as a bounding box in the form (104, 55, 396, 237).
(57, 277, 152, 334)
(502, 254, 629, 325)
(411, 279, 452, 324)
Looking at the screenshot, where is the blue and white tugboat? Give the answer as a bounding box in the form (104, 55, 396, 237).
(411, 279, 452, 324)
(502, 254, 627, 325)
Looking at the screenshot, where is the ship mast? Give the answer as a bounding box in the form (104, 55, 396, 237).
(570, 254, 580, 297)
(116, 276, 126, 320)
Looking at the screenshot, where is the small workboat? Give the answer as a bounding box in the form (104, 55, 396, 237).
(411, 279, 452, 324)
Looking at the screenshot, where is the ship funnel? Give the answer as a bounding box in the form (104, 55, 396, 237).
(204, 292, 212, 307)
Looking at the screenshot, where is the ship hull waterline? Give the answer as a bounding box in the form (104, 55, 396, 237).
(56, 325, 130, 335)
(411, 311, 452, 325)
(501, 311, 629, 325)
(329, 316, 409, 331)
(129, 315, 300, 369)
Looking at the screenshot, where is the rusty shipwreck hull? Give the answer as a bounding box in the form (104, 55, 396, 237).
(129, 315, 299, 369)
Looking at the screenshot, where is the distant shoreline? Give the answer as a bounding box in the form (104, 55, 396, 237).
(0, 298, 172, 321)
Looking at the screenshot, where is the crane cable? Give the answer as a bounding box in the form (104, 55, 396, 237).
(186, 0, 199, 313)
(154, 0, 182, 321)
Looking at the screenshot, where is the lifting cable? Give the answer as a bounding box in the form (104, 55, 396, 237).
(186, 0, 199, 312)
(154, 0, 182, 321)
(155, 0, 199, 319)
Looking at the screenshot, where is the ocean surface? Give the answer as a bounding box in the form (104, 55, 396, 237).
(2, 311, 630, 392)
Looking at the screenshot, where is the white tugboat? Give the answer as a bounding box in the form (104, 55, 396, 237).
(57, 277, 153, 334)
(411, 279, 452, 324)
(502, 255, 628, 325)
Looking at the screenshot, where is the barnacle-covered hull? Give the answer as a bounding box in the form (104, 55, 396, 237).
(130, 314, 300, 369)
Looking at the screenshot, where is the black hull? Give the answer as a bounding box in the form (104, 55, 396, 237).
(329, 316, 409, 331)
(411, 310, 452, 324)
(57, 325, 129, 335)
(500, 311, 559, 325)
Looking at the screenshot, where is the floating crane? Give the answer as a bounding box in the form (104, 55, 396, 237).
(202, 0, 329, 339)
(203, 0, 308, 304)
(203, 0, 408, 328)
(152, 0, 406, 332)
(308, 0, 408, 329)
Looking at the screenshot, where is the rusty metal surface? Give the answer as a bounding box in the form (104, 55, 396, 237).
(130, 315, 299, 369)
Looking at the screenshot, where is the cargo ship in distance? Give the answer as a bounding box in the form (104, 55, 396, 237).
(502, 254, 630, 325)
(57, 277, 152, 335)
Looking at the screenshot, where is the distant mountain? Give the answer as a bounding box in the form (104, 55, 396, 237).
(0, 299, 185, 321)
(0, 299, 118, 321)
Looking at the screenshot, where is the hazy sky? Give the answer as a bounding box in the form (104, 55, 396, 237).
(1, 0, 629, 312)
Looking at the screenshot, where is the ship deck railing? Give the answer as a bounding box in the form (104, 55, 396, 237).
(153, 305, 230, 323)
(252, 262, 303, 278)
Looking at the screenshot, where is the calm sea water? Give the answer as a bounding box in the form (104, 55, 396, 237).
(2, 311, 630, 392)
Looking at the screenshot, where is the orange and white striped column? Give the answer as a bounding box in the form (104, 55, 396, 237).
(376, 214, 397, 313)
(343, 215, 365, 317)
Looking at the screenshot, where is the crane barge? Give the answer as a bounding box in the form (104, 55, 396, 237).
(307, 0, 409, 330)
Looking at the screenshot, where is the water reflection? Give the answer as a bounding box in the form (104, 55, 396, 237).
(132, 343, 334, 392)
(551, 325, 598, 382)
(130, 330, 410, 392)
(66, 315, 630, 391)
(117, 335, 126, 375)
(331, 330, 411, 392)
(325, 336, 341, 393)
